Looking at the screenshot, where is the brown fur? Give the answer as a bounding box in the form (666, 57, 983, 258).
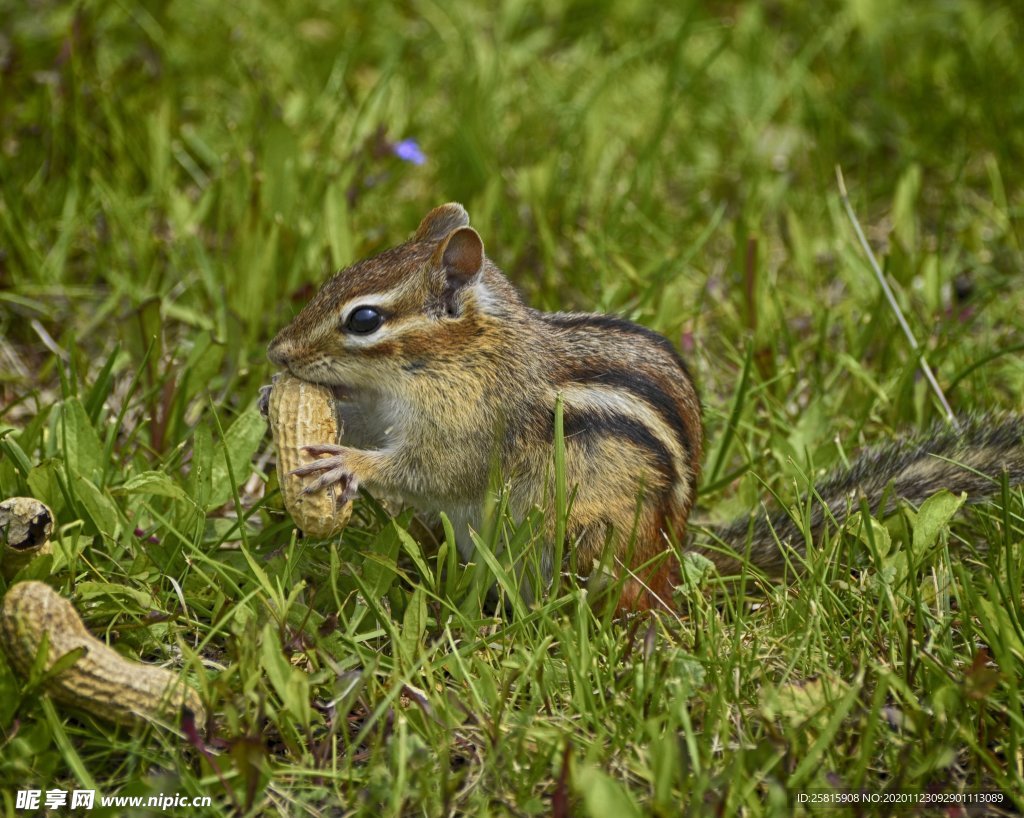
(269, 204, 1023, 615)
(269, 204, 701, 613)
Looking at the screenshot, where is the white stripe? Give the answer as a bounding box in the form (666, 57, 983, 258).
(558, 383, 686, 466)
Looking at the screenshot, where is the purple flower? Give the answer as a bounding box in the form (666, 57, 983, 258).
(393, 138, 426, 165)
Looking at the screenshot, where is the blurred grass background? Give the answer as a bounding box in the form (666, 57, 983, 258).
(1, 1, 1023, 815)
(3, 1, 1022, 402)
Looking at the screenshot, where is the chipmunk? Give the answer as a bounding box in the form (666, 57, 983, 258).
(267, 203, 1024, 614)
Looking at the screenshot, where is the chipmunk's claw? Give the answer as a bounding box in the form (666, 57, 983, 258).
(258, 373, 283, 418)
(291, 447, 359, 502)
(300, 469, 359, 503)
(302, 443, 345, 457)
(257, 384, 273, 418)
(290, 452, 345, 477)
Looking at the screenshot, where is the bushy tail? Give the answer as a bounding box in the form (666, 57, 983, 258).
(696, 414, 1024, 575)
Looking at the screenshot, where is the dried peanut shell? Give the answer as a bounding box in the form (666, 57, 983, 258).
(0, 581, 204, 726)
(0, 498, 54, 580)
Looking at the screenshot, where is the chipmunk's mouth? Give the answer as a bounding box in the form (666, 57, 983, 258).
(282, 362, 354, 400)
(301, 374, 351, 401)
(271, 368, 354, 402)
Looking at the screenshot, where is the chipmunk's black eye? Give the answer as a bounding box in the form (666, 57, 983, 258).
(345, 306, 383, 334)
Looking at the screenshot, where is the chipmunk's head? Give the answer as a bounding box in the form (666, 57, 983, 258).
(268, 203, 514, 393)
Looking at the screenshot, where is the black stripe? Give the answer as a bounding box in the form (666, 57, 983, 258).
(565, 364, 694, 463)
(558, 406, 676, 495)
(543, 312, 677, 357)
(540, 311, 700, 398)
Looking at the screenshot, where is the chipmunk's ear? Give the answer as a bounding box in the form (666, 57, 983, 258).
(435, 226, 484, 288)
(414, 203, 470, 242)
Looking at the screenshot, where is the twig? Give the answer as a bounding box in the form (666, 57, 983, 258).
(835, 166, 959, 430)
(30, 318, 69, 362)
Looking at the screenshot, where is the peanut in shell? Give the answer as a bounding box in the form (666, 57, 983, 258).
(268, 373, 352, 537)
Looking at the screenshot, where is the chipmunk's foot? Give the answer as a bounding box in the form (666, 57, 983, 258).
(292, 445, 360, 503)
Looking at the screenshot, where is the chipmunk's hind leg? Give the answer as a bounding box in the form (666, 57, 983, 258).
(565, 505, 679, 616)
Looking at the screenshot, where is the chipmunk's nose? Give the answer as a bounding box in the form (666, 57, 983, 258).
(267, 333, 294, 368)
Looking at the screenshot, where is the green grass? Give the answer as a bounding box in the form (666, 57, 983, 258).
(2, 0, 1023, 815)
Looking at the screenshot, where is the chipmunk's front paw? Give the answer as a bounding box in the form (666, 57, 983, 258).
(258, 385, 273, 418)
(291, 444, 360, 503)
(258, 373, 283, 418)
